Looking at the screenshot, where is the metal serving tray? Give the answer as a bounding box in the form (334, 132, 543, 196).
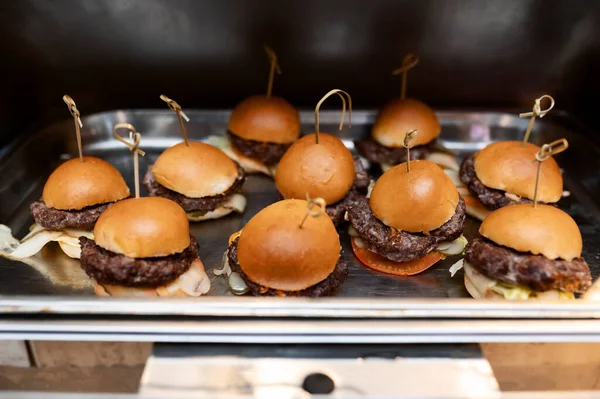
(1, 109, 600, 321)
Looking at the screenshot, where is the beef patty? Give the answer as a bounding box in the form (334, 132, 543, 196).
(459, 156, 535, 210)
(30, 200, 113, 231)
(227, 238, 348, 297)
(228, 131, 293, 166)
(354, 137, 433, 165)
(465, 235, 591, 293)
(348, 196, 466, 262)
(143, 163, 245, 213)
(79, 236, 199, 287)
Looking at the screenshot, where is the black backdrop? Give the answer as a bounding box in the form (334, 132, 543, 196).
(1, 0, 599, 145)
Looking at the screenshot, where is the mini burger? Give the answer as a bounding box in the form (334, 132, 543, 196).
(221, 95, 301, 175)
(452, 204, 591, 300)
(143, 142, 247, 222)
(79, 197, 210, 297)
(275, 133, 370, 226)
(458, 141, 563, 220)
(11, 157, 130, 259)
(347, 160, 467, 275)
(223, 199, 348, 297)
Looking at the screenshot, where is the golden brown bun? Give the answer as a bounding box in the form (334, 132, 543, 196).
(480, 204, 582, 261)
(42, 157, 130, 210)
(275, 133, 355, 204)
(237, 199, 340, 291)
(94, 197, 190, 258)
(370, 160, 459, 233)
(372, 98, 441, 147)
(152, 142, 239, 198)
(228, 95, 301, 143)
(474, 141, 563, 202)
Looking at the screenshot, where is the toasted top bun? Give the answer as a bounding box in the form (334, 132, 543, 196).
(228, 95, 301, 143)
(152, 142, 238, 198)
(42, 157, 130, 211)
(370, 160, 459, 233)
(237, 199, 340, 291)
(480, 204, 582, 261)
(275, 133, 355, 204)
(474, 141, 563, 202)
(94, 197, 190, 258)
(372, 98, 441, 148)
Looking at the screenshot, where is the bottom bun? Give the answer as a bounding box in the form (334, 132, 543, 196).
(93, 259, 210, 297)
(465, 204, 491, 222)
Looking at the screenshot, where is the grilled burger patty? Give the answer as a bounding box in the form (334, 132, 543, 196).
(228, 131, 293, 166)
(354, 137, 433, 165)
(30, 200, 113, 231)
(79, 236, 199, 287)
(227, 238, 348, 297)
(465, 235, 591, 293)
(348, 196, 466, 262)
(459, 156, 534, 210)
(143, 163, 246, 213)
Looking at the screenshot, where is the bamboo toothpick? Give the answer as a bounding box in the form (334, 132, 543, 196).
(314, 89, 352, 144)
(299, 195, 327, 229)
(62, 95, 84, 162)
(160, 95, 190, 146)
(264, 45, 281, 98)
(519, 95, 555, 147)
(392, 53, 420, 100)
(532, 138, 568, 207)
(403, 129, 418, 172)
(113, 123, 146, 199)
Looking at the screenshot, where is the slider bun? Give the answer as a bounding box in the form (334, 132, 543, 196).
(94, 197, 190, 258)
(42, 157, 130, 210)
(474, 141, 563, 202)
(479, 203, 582, 261)
(228, 95, 301, 143)
(152, 142, 238, 198)
(237, 199, 340, 291)
(275, 133, 355, 204)
(372, 98, 441, 147)
(370, 160, 459, 233)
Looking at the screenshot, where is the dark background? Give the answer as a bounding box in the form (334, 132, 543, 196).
(1, 0, 599, 146)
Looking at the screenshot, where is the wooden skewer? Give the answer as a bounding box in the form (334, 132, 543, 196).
(532, 138, 568, 207)
(314, 89, 352, 144)
(403, 129, 418, 172)
(113, 123, 146, 199)
(392, 53, 419, 100)
(160, 94, 190, 146)
(264, 45, 282, 98)
(519, 95, 555, 147)
(299, 195, 327, 229)
(62, 95, 84, 162)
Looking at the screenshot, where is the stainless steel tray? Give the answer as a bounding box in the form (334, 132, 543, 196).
(1, 109, 600, 320)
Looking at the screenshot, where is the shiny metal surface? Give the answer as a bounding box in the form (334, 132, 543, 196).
(0, 110, 599, 321)
(140, 343, 499, 398)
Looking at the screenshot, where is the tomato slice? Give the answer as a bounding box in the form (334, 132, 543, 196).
(351, 238, 445, 276)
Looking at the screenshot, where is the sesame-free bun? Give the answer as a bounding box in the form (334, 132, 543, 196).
(236, 199, 340, 291)
(474, 141, 563, 202)
(42, 157, 130, 210)
(94, 197, 190, 258)
(228, 95, 301, 143)
(479, 203, 582, 261)
(370, 160, 459, 233)
(152, 142, 239, 198)
(372, 98, 441, 148)
(275, 133, 355, 204)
